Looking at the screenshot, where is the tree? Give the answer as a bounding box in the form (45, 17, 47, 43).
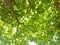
(0, 0, 60, 45)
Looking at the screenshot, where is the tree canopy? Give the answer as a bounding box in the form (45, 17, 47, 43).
(0, 0, 60, 45)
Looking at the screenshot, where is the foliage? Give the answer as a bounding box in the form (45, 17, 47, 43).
(0, 0, 60, 45)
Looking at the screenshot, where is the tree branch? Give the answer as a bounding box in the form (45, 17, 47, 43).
(54, 0, 60, 15)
